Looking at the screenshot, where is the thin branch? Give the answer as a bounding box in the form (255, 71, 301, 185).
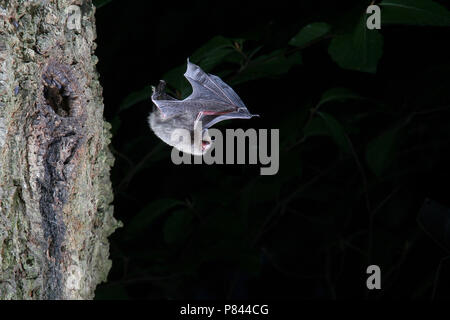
(431, 255, 450, 300)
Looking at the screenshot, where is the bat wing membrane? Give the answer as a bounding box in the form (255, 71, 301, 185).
(151, 59, 258, 127)
(184, 59, 246, 109)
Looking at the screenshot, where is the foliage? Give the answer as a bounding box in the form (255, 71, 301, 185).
(94, 0, 450, 299)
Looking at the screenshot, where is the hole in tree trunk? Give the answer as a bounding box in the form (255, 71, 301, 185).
(41, 60, 81, 118)
(43, 84, 71, 117)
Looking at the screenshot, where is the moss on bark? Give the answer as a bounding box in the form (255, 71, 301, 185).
(0, 0, 120, 299)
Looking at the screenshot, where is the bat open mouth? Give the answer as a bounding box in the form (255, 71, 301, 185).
(201, 140, 211, 151)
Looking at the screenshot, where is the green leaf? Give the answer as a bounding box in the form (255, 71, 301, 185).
(366, 127, 400, 176)
(93, 0, 112, 9)
(190, 36, 238, 71)
(125, 198, 183, 238)
(162, 64, 191, 98)
(119, 85, 152, 112)
(232, 50, 301, 85)
(317, 87, 363, 108)
(110, 115, 121, 136)
(317, 112, 350, 153)
(418, 199, 450, 251)
(328, 15, 383, 73)
(163, 210, 193, 244)
(303, 117, 329, 138)
(303, 112, 349, 152)
(94, 285, 129, 300)
(280, 108, 309, 149)
(289, 22, 331, 47)
(380, 0, 450, 26)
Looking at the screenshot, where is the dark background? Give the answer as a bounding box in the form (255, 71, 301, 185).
(92, 0, 450, 299)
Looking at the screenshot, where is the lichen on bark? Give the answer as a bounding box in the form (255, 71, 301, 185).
(0, 0, 121, 299)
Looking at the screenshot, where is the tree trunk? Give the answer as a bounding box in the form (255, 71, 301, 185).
(0, 0, 121, 299)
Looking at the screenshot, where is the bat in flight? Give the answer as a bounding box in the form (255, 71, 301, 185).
(149, 59, 258, 155)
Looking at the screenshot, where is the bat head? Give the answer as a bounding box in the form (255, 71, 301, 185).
(170, 127, 212, 156)
(200, 131, 212, 154)
(149, 110, 212, 156)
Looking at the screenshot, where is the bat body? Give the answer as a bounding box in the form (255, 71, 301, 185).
(149, 59, 258, 155)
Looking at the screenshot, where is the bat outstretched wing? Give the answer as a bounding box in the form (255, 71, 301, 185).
(151, 59, 258, 129)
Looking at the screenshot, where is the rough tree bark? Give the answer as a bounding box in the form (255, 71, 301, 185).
(0, 0, 121, 299)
